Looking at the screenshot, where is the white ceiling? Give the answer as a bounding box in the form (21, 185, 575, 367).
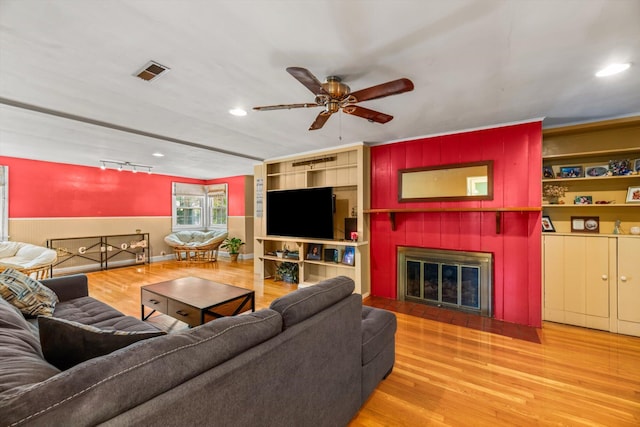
(1, 0, 639, 179)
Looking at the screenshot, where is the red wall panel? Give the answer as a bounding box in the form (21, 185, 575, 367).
(0, 157, 248, 218)
(370, 121, 542, 327)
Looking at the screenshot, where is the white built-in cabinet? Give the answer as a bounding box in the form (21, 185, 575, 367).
(543, 235, 640, 337)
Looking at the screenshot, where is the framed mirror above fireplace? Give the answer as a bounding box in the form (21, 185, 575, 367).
(398, 160, 493, 202)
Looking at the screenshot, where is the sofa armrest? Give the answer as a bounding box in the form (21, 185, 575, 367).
(40, 274, 89, 302)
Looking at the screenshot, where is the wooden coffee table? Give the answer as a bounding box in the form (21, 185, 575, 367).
(141, 277, 255, 327)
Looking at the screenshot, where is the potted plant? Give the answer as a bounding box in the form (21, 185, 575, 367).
(220, 237, 245, 262)
(276, 262, 298, 284)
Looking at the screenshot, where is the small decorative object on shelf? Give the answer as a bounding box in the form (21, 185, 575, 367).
(634, 158, 640, 172)
(542, 215, 556, 232)
(559, 165, 583, 178)
(306, 244, 322, 260)
(543, 166, 555, 178)
(543, 184, 568, 204)
(574, 195, 593, 205)
(585, 165, 609, 177)
(342, 246, 355, 266)
(626, 186, 640, 203)
(571, 216, 600, 233)
(613, 220, 623, 235)
(323, 248, 338, 262)
(350, 231, 358, 241)
(609, 159, 632, 176)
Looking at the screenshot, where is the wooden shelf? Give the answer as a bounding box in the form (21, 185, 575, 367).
(543, 175, 639, 184)
(542, 203, 639, 208)
(364, 207, 540, 233)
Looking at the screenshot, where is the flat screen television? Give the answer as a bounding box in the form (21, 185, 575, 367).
(266, 187, 334, 240)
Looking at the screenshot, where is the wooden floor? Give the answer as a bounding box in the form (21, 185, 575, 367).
(84, 259, 640, 426)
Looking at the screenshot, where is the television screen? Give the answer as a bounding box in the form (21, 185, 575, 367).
(266, 187, 334, 240)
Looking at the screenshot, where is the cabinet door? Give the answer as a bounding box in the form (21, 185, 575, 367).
(618, 238, 640, 323)
(544, 235, 566, 320)
(563, 236, 609, 318)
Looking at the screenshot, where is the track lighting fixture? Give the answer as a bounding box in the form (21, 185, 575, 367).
(99, 160, 153, 174)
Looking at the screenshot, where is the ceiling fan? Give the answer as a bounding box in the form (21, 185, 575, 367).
(253, 67, 414, 130)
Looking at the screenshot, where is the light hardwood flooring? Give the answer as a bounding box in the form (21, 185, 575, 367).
(83, 259, 640, 426)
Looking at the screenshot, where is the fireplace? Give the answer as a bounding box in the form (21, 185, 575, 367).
(397, 247, 493, 317)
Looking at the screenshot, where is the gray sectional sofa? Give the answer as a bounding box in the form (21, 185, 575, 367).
(0, 274, 397, 426)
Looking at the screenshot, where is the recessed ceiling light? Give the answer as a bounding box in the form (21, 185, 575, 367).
(229, 108, 247, 117)
(595, 63, 631, 77)
(152, 152, 164, 157)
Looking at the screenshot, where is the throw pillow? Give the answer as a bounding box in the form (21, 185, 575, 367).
(38, 316, 166, 370)
(0, 268, 59, 317)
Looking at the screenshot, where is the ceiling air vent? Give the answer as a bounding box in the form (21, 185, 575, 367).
(134, 61, 170, 82)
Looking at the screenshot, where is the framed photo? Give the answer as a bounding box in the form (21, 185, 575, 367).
(542, 166, 555, 179)
(136, 252, 145, 263)
(574, 195, 593, 205)
(342, 246, 355, 266)
(585, 165, 609, 177)
(306, 243, 323, 260)
(559, 166, 583, 178)
(541, 216, 555, 232)
(634, 159, 640, 172)
(626, 186, 640, 203)
(571, 216, 600, 233)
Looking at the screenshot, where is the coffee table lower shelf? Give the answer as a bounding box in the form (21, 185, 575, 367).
(141, 277, 255, 327)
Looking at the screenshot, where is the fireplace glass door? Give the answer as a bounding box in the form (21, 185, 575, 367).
(405, 259, 481, 312)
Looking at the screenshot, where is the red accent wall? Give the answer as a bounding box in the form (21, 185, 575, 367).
(370, 121, 542, 327)
(0, 157, 248, 218)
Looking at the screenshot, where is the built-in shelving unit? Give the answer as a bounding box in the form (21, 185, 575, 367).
(254, 144, 370, 295)
(542, 116, 640, 337)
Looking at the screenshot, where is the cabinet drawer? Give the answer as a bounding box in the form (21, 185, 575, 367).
(141, 290, 167, 313)
(168, 300, 201, 327)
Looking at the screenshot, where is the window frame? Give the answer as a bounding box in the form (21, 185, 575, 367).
(171, 182, 228, 231)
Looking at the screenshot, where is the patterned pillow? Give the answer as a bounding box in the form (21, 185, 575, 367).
(38, 316, 166, 370)
(0, 268, 59, 317)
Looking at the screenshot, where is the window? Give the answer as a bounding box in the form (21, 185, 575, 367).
(172, 183, 227, 231)
(208, 184, 228, 229)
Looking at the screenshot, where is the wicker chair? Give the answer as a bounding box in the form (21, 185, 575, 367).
(164, 230, 228, 262)
(0, 241, 57, 279)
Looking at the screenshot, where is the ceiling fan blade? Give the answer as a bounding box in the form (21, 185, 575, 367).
(343, 105, 393, 124)
(253, 103, 321, 111)
(309, 111, 332, 130)
(287, 67, 328, 95)
(347, 78, 414, 103)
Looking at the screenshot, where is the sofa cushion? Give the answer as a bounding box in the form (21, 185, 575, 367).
(361, 306, 397, 365)
(0, 297, 60, 395)
(38, 316, 166, 370)
(270, 275, 355, 329)
(0, 268, 58, 317)
(54, 296, 160, 332)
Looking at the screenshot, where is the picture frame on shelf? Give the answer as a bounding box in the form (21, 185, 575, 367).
(585, 165, 609, 177)
(542, 216, 555, 232)
(559, 165, 583, 178)
(571, 216, 600, 233)
(542, 166, 555, 179)
(306, 243, 322, 260)
(609, 159, 631, 176)
(574, 195, 593, 205)
(342, 246, 355, 266)
(626, 186, 640, 203)
(634, 158, 640, 172)
(323, 248, 338, 263)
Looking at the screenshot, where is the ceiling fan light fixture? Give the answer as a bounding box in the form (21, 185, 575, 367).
(596, 63, 631, 77)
